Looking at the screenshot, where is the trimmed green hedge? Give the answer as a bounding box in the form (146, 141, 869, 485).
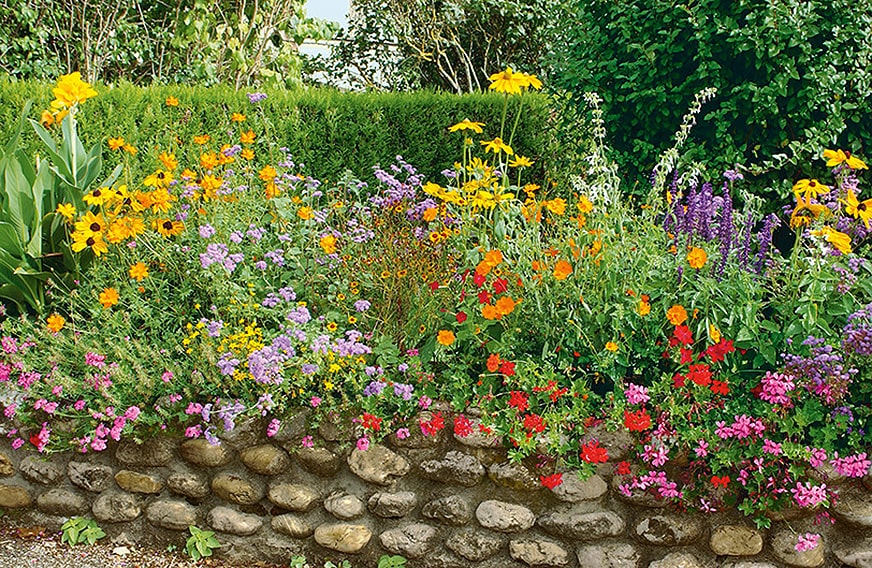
(0, 78, 551, 184)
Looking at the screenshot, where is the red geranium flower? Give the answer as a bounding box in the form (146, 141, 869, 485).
(710, 380, 729, 395)
(672, 373, 687, 388)
(680, 348, 694, 364)
(499, 360, 516, 377)
(615, 461, 632, 475)
(673, 325, 693, 345)
(624, 409, 652, 432)
(508, 391, 529, 412)
(361, 412, 382, 432)
(456, 311, 468, 323)
(453, 415, 473, 437)
(473, 272, 486, 287)
(523, 413, 546, 433)
(420, 412, 445, 437)
(580, 440, 609, 463)
(477, 290, 492, 304)
(493, 277, 508, 294)
(687, 363, 712, 386)
(540, 473, 563, 489)
(711, 475, 730, 488)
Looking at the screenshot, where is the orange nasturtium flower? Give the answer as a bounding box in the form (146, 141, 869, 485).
(666, 304, 688, 326)
(99, 287, 119, 309)
(437, 330, 456, 346)
(687, 247, 707, 269)
(495, 296, 516, 317)
(553, 260, 573, 281)
(46, 314, 65, 333)
(319, 234, 337, 255)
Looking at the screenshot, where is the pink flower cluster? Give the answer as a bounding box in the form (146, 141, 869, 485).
(619, 470, 682, 500)
(791, 481, 828, 508)
(795, 533, 820, 552)
(76, 406, 141, 452)
(759, 371, 795, 405)
(715, 415, 766, 440)
(830, 452, 871, 477)
(624, 383, 650, 405)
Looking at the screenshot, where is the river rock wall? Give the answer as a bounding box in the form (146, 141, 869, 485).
(0, 414, 870, 568)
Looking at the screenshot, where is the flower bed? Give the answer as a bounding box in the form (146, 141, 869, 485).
(1, 70, 871, 562)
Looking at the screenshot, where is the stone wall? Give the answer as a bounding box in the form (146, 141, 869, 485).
(0, 413, 871, 568)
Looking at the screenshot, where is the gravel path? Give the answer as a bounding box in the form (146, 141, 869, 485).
(0, 525, 286, 568)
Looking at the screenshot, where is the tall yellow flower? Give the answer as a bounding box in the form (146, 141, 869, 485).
(488, 67, 527, 95)
(508, 156, 533, 168)
(841, 189, 872, 229)
(481, 137, 514, 156)
(448, 119, 485, 133)
(824, 149, 868, 170)
(51, 72, 97, 109)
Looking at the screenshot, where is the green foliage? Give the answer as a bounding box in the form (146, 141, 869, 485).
(314, 0, 560, 92)
(378, 555, 407, 568)
(0, 77, 551, 187)
(551, 0, 872, 196)
(185, 525, 220, 561)
(0, 0, 337, 87)
(60, 517, 106, 546)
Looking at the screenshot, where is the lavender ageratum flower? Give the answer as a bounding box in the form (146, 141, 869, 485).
(203, 426, 220, 446)
(393, 382, 414, 400)
(217, 352, 240, 376)
(265, 249, 285, 266)
(279, 287, 296, 301)
(223, 252, 244, 273)
(229, 231, 244, 244)
(255, 261, 267, 270)
(247, 224, 266, 242)
(363, 380, 387, 396)
(723, 169, 744, 182)
(247, 92, 267, 103)
(843, 303, 872, 356)
(200, 242, 228, 268)
(301, 363, 318, 375)
(287, 306, 311, 325)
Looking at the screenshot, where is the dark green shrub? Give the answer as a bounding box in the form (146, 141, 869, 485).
(550, 0, 872, 196)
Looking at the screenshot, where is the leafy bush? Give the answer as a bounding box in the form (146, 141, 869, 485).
(550, 0, 872, 196)
(60, 517, 106, 546)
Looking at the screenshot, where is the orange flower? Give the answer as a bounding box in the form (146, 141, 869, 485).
(46, 314, 65, 333)
(495, 296, 515, 316)
(99, 287, 119, 309)
(481, 304, 500, 320)
(637, 301, 651, 316)
(605, 341, 618, 352)
(553, 259, 572, 281)
(240, 130, 255, 144)
(666, 304, 688, 326)
(165, 96, 179, 107)
(437, 330, 456, 346)
(486, 353, 501, 372)
(687, 247, 707, 269)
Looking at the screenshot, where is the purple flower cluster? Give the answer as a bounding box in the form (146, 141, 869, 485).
(247, 92, 267, 103)
(843, 303, 872, 357)
(782, 336, 857, 404)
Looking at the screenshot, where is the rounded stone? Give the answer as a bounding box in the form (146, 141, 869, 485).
(0, 483, 31, 508)
(92, 491, 141, 522)
(212, 472, 265, 505)
(509, 538, 570, 567)
(296, 446, 340, 476)
(324, 493, 365, 520)
(419, 451, 486, 487)
(834, 538, 872, 568)
(446, 530, 503, 562)
(272, 514, 314, 538)
(115, 438, 175, 467)
(648, 552, 704, 568)
(633, 513, 702, 546)
(146, 499, 199, 530)
(379, 523, 438, 558)
(576, 543, 640, 568)
(0, 451, 14, 476)
(538, 505, 625, 540)
(268, 482, 320, 512)
(710, 525, 763, 556)
(19, 456, 62, 485)
(422, 495, 472, 526)
(167, 471, 210, 499)
(833, 487, 872, 527)
(36, 488, 88, 517)
(552, 473, 608, 502)
(771, 530, 825, 568)
(368, 491, 417, 518)
(476, 500, 536, 533)
(179, 439, 233, 467)
(68, 461, 114, 493)
(348, 444, 410, 486)
(313, 523, 372, 554)
(114, 470, 163, 494)
(239, 444, 290, 475)
(488, 462, 542, 491)
(208, 505, 264, 536)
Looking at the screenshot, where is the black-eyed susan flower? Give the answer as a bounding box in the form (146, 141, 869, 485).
(75, 211, 107, 237)
(842, 189, 872, 228)
(154, 218, 184, 237)
(792, 179, 829, 200)
(55, 202, 75, 221)
(71, 231, 108, 255)
(824, 149, 868, 170)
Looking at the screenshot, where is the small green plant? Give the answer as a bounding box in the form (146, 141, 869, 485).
(60, 517, 106, 546)
(289, 556, 310, 568)
(324, 561, 352, 568)
(185, 525, 220, 561)
(378, 555, 407, 568)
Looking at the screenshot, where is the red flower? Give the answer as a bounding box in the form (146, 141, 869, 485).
(680, 348, 694, 364)
(429, 281, 440, 291)
(523, 413, 546, 433)
(477, 290, 492, 304)
(493, 278, 508, 294)
(687, 363, 712, 386)
(710, 380, 729, 395)
(473, 272, 486, 287)
(456, 311, 468, 324)
(420, 412, 445, 437)
(540, 473, 563, 489)
(361, 412, 382, 432)
(479, 424, 493, 435)
(624, 409, 652, 432)
(508, 391, 529, 412)
(453, 415, 473, 437)
(580, 440, 609, 463)
(672, 373, 687, 388)
(711, 475, 730, 488)
(486, 353, 501, 372)
(615, 461, 632, 475)
(705, 339, 735, 363)
(499, 360, 516, 377)
(750, 382, 763, 399)
(673, 325, 693, 345)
